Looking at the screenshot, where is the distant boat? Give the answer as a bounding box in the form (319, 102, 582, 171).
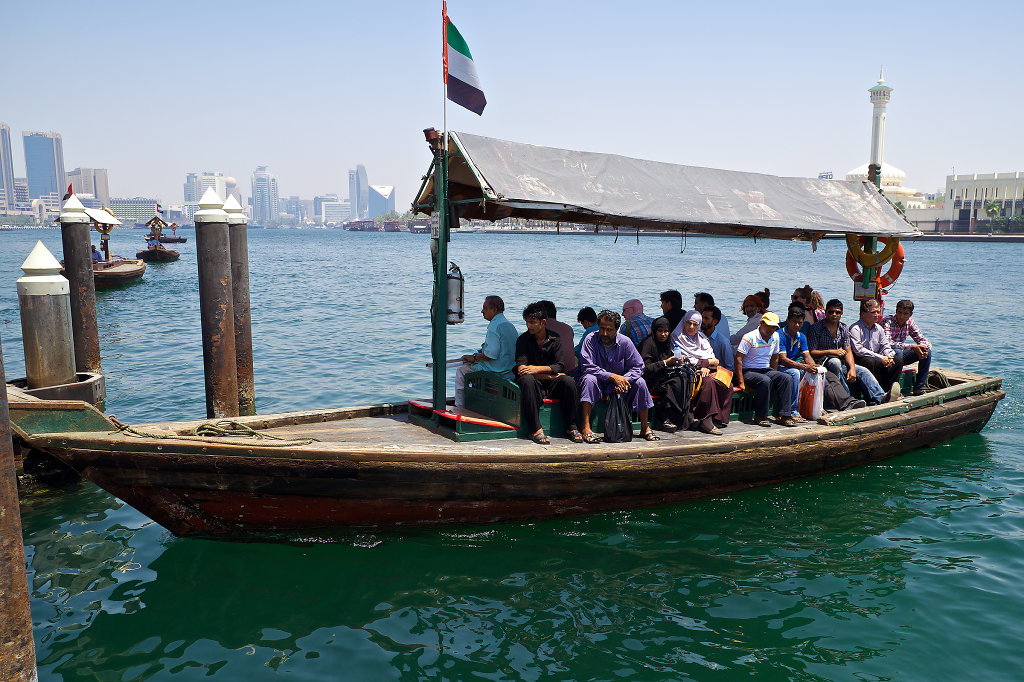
(136, 246, 179, 262)
(61, 258, 147, 287)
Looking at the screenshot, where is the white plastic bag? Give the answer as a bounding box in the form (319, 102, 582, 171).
(798, 368, 824, 420)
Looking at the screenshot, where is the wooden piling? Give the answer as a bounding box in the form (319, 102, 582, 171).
(17, 242, 76, 389)
(59, 196, 102, 374)
(224, 196, 255, 416)
(0, 331, 39, 681)
(194, 188, 238, 419)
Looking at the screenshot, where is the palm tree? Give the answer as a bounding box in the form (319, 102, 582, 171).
(984, 200, 1000, 234)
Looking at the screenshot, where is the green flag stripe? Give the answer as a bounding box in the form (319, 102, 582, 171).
(446, 20, 473, 60)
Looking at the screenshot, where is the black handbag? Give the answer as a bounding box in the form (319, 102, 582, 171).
(604, 393, 633, 443)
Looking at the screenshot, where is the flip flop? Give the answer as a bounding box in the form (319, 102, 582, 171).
(642, 429, 661, 441)
(566, 429, 585, 443)
(531, 431, 551, 445)
(582, 432, 602, 444)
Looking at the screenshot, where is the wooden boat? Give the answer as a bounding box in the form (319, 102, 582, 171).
(6, 368, 1004, 539)
(92, 258, 146, 287)
(136, 246, 180, 262)
(14, 132, 1005, 540)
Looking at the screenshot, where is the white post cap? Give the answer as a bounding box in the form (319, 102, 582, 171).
(60, 194, 90, 223)
(17, 240, 70, 295)
(223, 194, 248, 225)
(194, 187, 228, 223)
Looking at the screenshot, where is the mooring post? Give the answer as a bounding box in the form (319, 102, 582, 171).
(59, 195, 102, 374)
(17, 242, 76, 390)
(0, 332, 39, 681)
(194, 188, 238, 419)
(224, 195, 255, 416)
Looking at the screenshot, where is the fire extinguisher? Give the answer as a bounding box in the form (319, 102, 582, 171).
(447, 262, 464, 324)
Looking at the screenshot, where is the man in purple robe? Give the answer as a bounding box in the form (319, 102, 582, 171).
(577, 309, 658, 442)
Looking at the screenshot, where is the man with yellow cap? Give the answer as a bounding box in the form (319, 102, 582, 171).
(734, 312, 798, 427)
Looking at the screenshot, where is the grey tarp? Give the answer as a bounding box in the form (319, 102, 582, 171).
(414, 132, 919, 241)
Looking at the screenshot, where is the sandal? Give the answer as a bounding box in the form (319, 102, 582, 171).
(755, 416, 773, 427)
(790, 414, 807, 423)
(777, 416, 798, 427)
(531, 431, 551, 445)
(582, 432, 602, 444)
(566, 429, 585, 443)
(642, 429, 661, 441)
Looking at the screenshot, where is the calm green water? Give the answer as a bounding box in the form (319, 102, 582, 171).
(2, 228, 1022, 680)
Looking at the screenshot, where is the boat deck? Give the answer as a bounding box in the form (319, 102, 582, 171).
(123, 367, 1001, 459)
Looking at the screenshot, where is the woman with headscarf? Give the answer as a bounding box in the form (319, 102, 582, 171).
(730, 293, 767, 350)
(640, 316, 695, 432)
(671, 310, 732, 434)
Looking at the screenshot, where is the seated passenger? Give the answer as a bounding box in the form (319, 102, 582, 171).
(672, 311, 732, 434)
(538, 300, 576, 374)
(640, 317, 690, 432)
(575, 306, 598, 362)
(694, 291, 729, 339)
(514, 302, 583, 445)
(775, 302, 816, 421)
(755, 287, 771, 311)
(734, 312, 798, 427)
(849, 298, 903, 397)
(882, 299, 933, 396)
(91, 244, 102, 262)
(659, 289, 685, 329)
(807, 299, 888, 406)
(730, 294, 766, 351)
(455, 295, 518, 408)
(792, 285, 825, 335)
(701, 305, 733, 371)
(578, 309, 657, 442)
(620, 299, 654, 348)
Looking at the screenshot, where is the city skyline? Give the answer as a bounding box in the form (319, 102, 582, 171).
(2, 1, 1023, 210)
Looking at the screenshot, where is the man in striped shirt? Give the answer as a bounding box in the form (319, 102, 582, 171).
(734, 312, 798, 427)
(882, 299, 932, 396)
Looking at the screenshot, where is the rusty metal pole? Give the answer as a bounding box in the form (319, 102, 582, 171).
(0, 332, 39, 680)
(194, 188, 238, 419)
(224, 196, 255, 416)
(17, 242, 76, 390)
(59, 195, 102, 374)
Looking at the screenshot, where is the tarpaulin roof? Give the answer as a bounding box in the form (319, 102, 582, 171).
(84, 208, 121, 225)
(414, 132, 920, 241)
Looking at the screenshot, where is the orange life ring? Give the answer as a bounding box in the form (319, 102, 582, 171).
(846, 239, 905, 288)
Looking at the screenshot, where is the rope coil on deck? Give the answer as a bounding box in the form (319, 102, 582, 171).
(108, 417, 318, 446)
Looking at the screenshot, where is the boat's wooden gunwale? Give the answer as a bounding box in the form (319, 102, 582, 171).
(32, 382, 1003, 467)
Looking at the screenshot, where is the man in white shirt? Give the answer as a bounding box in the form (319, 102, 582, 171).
(734, 312, 798, 427)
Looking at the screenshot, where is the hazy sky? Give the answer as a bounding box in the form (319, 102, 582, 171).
(3, 1, 1021, 209)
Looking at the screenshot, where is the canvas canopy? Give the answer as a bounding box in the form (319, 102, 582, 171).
(414, 132, 920, 241)
(84, 208, 121, 225)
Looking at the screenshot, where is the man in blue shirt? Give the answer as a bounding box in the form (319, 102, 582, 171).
(455, 295, 519, 408)
(575, 306, 599, 362)
(701, 305, 733, 371)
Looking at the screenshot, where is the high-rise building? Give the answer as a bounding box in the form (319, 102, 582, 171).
(279, 195, 305, 222)
(251, 166, 279, 225)
(0, 123, 15, 212)
(183, 172, 198, 202)
(321, 200, 351, 225)
(14, 178, 28, 205)
(66, 168, 110, 206)
(198, 171, 226, 201)
(348, 164, 368, 219)
(313, 193, 338, 222)
(368, 185, 395, 218)
(110, 196, 159, 225)
(23, 131, 65, 199)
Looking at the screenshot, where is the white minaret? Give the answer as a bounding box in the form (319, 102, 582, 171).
(868, 67, 893, 171)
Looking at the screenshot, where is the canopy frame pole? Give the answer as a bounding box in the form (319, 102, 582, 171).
(431, 0, 451, 414)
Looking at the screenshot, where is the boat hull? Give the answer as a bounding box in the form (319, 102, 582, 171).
(136, 248, 180, 262)
(20, 383, 1003, 540)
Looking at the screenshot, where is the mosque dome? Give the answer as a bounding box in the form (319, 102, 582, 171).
(225, 177, 238, 187)
(844, 162, 906, 185)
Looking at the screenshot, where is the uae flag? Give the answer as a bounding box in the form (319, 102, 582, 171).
(444, 8, 486, 115)
(62, 183, 73, 201)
